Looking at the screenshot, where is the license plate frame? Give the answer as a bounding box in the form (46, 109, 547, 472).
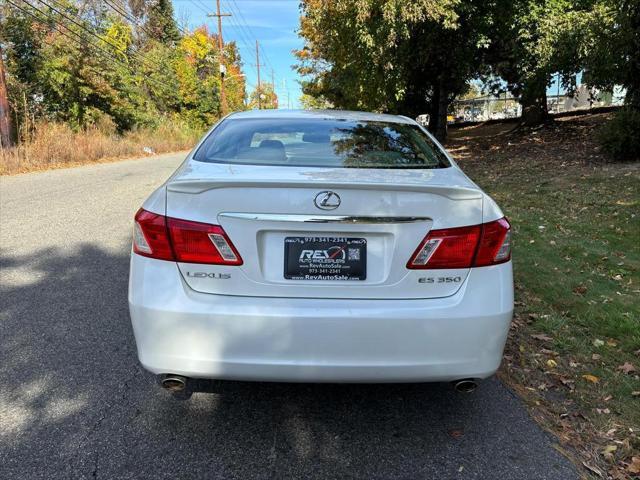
(284, 236, 367, 281)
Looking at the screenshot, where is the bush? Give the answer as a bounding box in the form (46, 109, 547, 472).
(598, 108, 640, 161)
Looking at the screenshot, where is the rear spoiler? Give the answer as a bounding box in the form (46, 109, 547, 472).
(167, 179, 482, 201)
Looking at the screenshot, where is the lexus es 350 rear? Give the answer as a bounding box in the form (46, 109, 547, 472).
(128, 110, 513, 396)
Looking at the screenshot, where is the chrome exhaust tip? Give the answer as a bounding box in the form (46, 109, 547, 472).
(453, 379, 478, 393)
(160, 374, 188, 392)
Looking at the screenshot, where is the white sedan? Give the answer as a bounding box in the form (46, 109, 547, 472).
(128, 110, 513, 398)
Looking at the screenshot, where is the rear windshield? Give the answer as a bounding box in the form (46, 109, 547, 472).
(193, 118, 450, 169)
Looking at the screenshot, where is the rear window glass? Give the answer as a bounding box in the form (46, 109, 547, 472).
(193, 118, 450, 169)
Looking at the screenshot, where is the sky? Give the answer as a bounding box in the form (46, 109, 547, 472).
(172, 0, 304, 108)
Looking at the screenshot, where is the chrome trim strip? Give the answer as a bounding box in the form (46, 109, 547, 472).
(219, 213, 432, 224)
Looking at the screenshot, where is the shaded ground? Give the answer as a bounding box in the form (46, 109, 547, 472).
(448, 113, 640, 479)
(0, 152, 579, 479)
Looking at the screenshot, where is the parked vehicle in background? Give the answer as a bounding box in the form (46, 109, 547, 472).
(128, 110, 514, 398)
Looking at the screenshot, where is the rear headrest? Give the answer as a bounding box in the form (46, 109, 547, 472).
(302, 132, 330, 143)
(259, 139, 285, 150)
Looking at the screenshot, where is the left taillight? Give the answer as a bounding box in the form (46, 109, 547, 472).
(133, 209, 174, 260)
(132, 208, 243, 265)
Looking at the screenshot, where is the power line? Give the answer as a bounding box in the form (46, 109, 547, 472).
(207, 0, 231, 113)
(219, 18, 258, 76)
(39, 0, 179, 91)
(7, 0, 177, 92)
(102, 0, 155, 39)
(225, 0, 277, 81)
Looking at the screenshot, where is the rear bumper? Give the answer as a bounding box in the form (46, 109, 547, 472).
(128, 254, 513, 382)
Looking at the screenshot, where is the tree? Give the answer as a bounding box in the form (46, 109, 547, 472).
(144, 0, 181, 45)
(300, 92, 332, 109)
(0, 0, 247, 141)
(248, 82, 278, 110)
(568, 0, 639, 109)
(295, 0, 501, 140)
(482, 0, 591, 125)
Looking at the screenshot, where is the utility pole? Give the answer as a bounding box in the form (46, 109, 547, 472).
(271, 69, 277, 109)
(255, 40, 261, 109)
(283, 78, 291, 109)
(0, 45, 14, 149)
(208, 0, 231, 114)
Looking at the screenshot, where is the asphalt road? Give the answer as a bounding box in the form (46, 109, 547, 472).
(0, 153, 579, 479)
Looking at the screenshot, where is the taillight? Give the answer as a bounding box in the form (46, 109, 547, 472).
(167, 218, 242, 265)
(407, 217, 511, 269)
(474, 217, 511, 266)
(133, 209, 174, 260)
(132, 209, 242, 265)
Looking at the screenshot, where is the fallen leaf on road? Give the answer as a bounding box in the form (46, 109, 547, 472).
(448, 429, 464, 439)
(582, 374, 600, 383)
(617, 362, 636, 374)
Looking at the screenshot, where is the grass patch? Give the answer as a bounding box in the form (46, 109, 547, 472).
(449, 113, 640, 478)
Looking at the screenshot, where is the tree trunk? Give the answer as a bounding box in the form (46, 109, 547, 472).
(520, 75, 548, 126)
(428, 85, 440, 133)
(435, 78, 449, 142)
(427, 79, 449, 142)
(0, 46, 15, 148)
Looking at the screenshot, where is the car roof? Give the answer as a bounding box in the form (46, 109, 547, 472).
(226, 109, 416, 124)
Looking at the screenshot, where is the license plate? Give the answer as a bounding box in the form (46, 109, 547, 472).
(284, 237, 367, 280)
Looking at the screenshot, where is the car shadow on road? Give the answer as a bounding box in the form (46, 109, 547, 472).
(0, 244, 577, 480)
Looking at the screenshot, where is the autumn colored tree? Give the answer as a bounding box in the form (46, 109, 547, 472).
(248, 82, 278, 110)
(0, 0, 247, 138)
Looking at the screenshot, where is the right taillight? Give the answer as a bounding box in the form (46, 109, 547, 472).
(132, 208, 243, 265)
(407, 217, 511, 269)
(473, 217, 511, 266)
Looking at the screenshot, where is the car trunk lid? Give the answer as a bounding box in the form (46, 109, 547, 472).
(166, 163, 483, 299)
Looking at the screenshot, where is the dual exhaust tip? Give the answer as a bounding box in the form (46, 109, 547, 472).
(453, 379, 478, 393)
(160, 374, 188, 392)
(160, 374, 478, 394)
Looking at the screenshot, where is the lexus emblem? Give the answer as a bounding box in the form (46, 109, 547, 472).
(314, 191, 341, 210)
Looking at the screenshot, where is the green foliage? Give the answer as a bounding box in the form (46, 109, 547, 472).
(598, 108, 640, 161)
(299, 93, 332, 109)
(297, 0, 639, 132)
(144, 0, 181, 45)
(1, 1, 247, 140)
(295, 0, 512, 139)
(558, 0, 639, 107)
